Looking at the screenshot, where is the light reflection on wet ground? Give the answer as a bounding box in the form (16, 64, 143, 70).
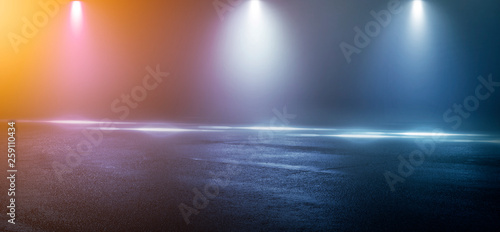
(3, 121, 500, 231)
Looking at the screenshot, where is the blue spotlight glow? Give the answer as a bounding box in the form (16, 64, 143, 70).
(404, 0, 429, 61)
(410, 0, 426, 35)
(412, 1, 424, 20)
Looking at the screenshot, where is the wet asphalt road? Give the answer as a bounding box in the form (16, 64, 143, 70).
(1, 123, 499, 231)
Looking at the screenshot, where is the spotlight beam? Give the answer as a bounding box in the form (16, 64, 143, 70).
(71, 1, 83, 34)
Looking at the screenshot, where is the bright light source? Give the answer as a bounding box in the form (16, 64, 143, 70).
(330, 134, 395, 139)
(411, 0, 425, 29)
(71, 1, 83, 33)
(249, 0, 262, 21)
(217, 0, 291, 99)
(406, 0, 427, 56)
(412, 1, 423, 19)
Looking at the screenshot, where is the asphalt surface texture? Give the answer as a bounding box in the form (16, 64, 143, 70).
(1, 122, 499, 231)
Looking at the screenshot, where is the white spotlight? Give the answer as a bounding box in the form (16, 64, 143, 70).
(71, 1, 83, 33)
(411, 0, 424, 25)
(249, 0, 262, 21)
(407, 0, 427, 47)
(219, 0, 287, 87)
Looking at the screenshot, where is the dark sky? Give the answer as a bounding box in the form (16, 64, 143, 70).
(2, 0, 500, 131)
